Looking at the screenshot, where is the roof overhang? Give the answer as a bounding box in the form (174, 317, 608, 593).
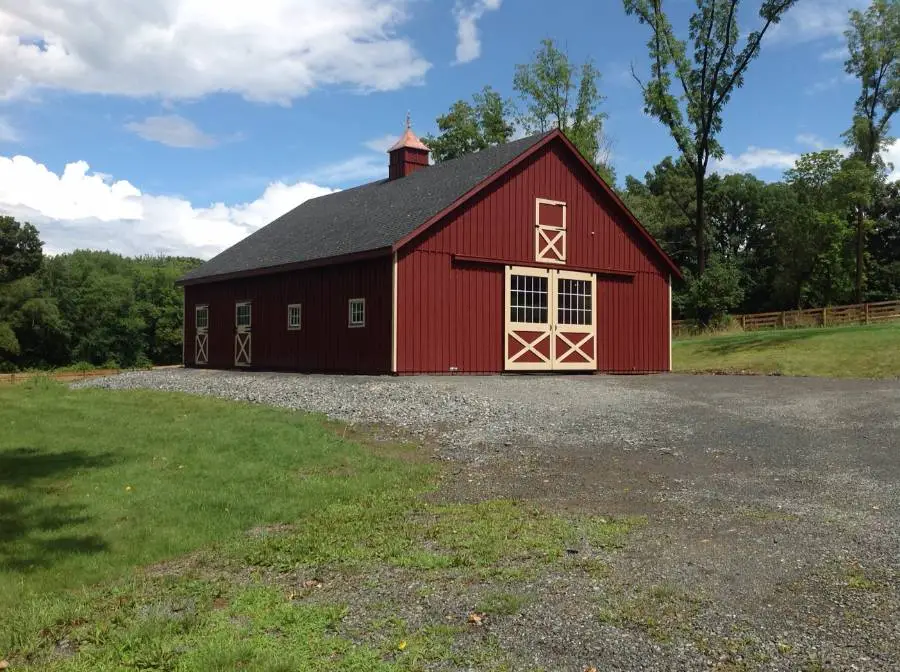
(176, 246, 392, 287)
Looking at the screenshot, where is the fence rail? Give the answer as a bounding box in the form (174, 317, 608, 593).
(0, 368, 123, 385)
(673, 299, 900, 337)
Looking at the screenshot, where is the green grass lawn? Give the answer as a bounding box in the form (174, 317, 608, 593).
(673, 322, 900, 378)
(1, 382, 638, 670)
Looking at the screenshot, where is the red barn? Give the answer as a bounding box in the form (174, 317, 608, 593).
(178, 127, 681, 374)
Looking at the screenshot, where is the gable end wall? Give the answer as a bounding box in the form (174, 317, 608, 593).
(395, 141, 670, 374)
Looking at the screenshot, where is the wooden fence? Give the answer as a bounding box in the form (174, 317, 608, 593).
(673, 299, 900, 337)
(0, 368, 123, 385)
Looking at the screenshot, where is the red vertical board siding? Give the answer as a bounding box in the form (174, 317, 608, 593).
(183, 257, 392, 373)
(396, 139, 671, 374)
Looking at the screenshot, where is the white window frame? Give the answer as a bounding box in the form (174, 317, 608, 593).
(195, 304, 209, 331)
(287, 303, 302, 331)
(236, 301, 252, 329)
(535, 198, 567, 264)
(348, 298, 366, 328)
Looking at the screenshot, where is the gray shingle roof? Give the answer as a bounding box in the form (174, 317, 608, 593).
(179, 132, 551, 283)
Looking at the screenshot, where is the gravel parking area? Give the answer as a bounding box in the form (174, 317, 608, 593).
(80, 369, 900, 670)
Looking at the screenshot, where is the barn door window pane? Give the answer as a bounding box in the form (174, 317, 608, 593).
(510, 274, 548, 323)
(287, 303, 302, 330)
(349, 298, 366, 327)
(236, 303, 251, 328)
(195, 305, 209, 330)
(557, 278, 592, 325)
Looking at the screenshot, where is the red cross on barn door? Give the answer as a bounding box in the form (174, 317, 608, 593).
(234, 301, 251, 366)
(504, 266, 596, 371)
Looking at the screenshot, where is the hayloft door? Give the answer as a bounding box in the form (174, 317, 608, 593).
(552, 270, 597, 370)
(195, 305, 209, 365)
(235, 301, 252, 366)
(504, 266, 553, 370)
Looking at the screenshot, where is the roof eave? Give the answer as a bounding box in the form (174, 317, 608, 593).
(176, 246, 393, 287)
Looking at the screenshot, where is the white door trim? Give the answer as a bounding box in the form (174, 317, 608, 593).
(235, 301, 252, 367)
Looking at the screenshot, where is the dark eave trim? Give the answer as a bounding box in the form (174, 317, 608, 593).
(452, 254, 637, 278)
(176, 247, 392, 286)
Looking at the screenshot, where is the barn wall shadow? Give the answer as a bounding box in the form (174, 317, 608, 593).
(0, 447, 117, 573)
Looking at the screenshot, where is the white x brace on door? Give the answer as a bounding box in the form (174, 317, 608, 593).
(195, 304, 209, 365)
(234, 301, 251, 366)
(504, 266, 596, 371)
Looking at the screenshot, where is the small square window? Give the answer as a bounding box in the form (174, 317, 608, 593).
(348, 298, 365, 328)
(287, 303, 302, 330)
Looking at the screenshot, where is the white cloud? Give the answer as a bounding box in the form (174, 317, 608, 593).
(0, 152, 335, 258)
(713, 147, 801, 174)
(125, 115, 217, 148)
(804, 75, 843, 95)
(453, 0, 502, 64)
(768, 0, 867, 44)
(364, 133, 401, 153)
(796, 133, 828, 150)
(304, 155, 387, 185)
(0, 116, 18, 142)
(820, 46, 847, 61)
(0, 0, 431, 103)
(884, 140, 900, 182)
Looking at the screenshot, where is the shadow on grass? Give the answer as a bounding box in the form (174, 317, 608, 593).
(697, 329, 826, 355)
(0, 447, 116, 573)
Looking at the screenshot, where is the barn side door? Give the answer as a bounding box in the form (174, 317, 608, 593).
(504, 266, 553, 370)
(234, 301, 252, 367)
(552, 270, 597, 370)
(195, 304, 209, 365)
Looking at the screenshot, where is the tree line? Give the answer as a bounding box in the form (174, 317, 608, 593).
(425, 0, 900, 323)
(0, 216, 200, 371)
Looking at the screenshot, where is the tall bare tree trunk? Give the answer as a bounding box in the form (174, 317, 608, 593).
(696, 174, 707, 275)
(855, 207, 864, 303)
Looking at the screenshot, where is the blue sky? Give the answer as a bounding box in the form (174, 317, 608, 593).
(0, 0, 882, 258)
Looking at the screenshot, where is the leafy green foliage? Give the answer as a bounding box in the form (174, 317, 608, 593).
(623, 0, 798, 274)
(679, 255, 744, 325)
(843, 0, 900, 300)
(513, 39, 614, 183)
(0, 216, 43, 283)
(425, 39, 615, 184)
(422, 87, 514, 162)
(0, 222, 201, 371)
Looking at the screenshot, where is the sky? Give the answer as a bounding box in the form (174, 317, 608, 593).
(0, 0, 891, 260)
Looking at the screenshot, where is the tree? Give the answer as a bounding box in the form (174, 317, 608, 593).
(513, 39, 615, 184)
(0, 216, 42, 283)
(843, 0, 900, 301)
(422, 86, 514, 162)
(623, 0, 798, 275)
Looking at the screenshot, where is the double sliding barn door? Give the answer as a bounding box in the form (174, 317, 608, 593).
(504, 266, 597, 371)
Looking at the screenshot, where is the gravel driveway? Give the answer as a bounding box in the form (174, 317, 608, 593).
(80, 370, 900, 670)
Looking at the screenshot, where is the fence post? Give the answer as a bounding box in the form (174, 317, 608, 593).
(864, 303, 870, 325)
(740, 314, 746, 330)
(822, 307, 827, 327)
(780, 311, 786, 328)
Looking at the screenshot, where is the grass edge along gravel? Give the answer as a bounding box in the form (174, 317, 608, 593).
(2, 382, 644, 670)
(673, 322, 900, 378)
